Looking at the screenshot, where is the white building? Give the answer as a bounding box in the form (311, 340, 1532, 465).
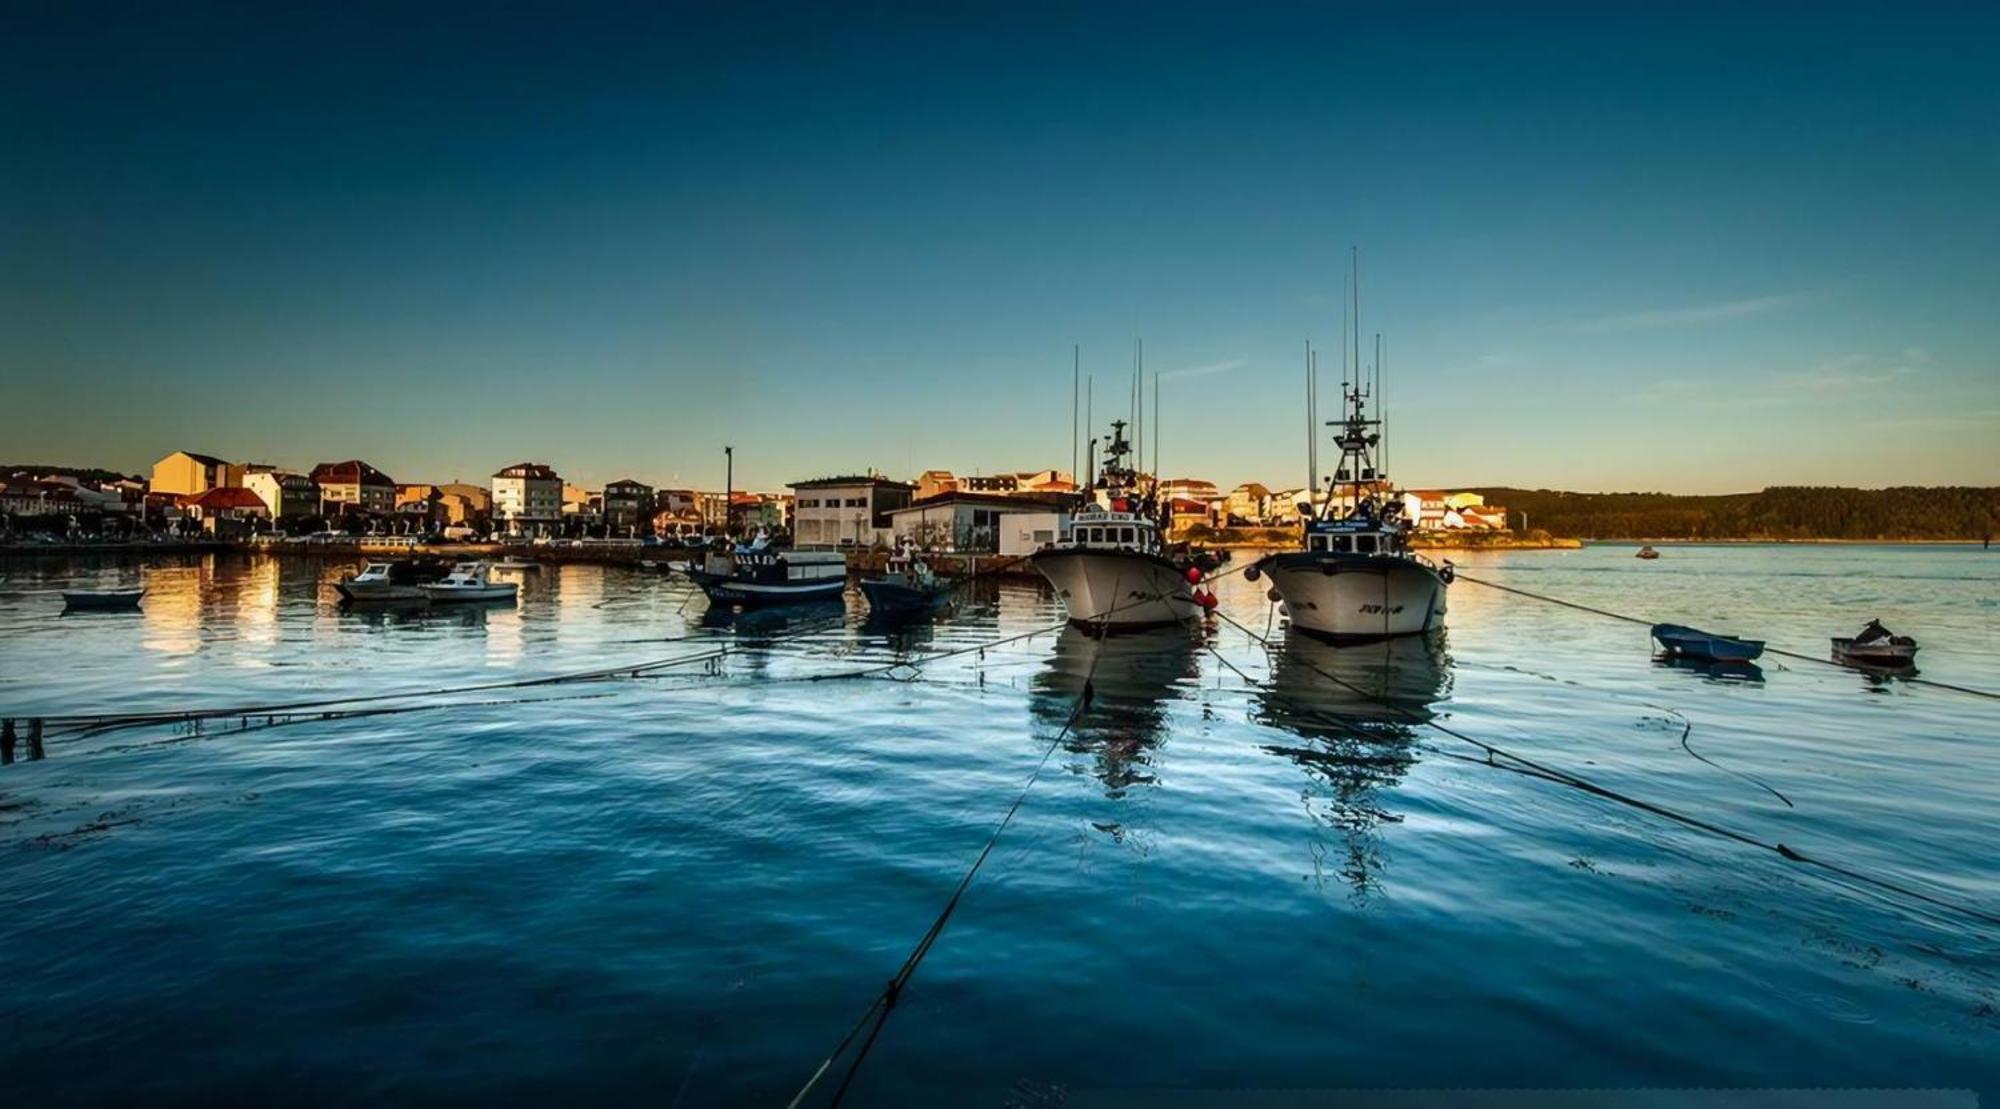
(887, 492, 1062, 552)
(492, 462, 563, 536)
(998, 511, 1067, 558)
(789, 475, 914, 548)
(244, 469, 320, 520)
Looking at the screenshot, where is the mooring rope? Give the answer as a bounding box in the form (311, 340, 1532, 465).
(784, 570, 1134, 1109)
(1452, 570, 2000, 702)
(1211, 607, 2000, 929)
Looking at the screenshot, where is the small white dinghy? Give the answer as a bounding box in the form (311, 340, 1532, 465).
(420, 562, 518, 603)
(63, 588, 145, 611)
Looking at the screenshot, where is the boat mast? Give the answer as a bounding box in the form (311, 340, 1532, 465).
(1071, 345, 1079, 493)
(1305, 340, 1315, 503)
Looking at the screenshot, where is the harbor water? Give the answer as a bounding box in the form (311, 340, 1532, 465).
(1, 545, 1996, 1102)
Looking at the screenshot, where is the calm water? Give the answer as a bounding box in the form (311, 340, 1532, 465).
(1, 545, 1996, 1103)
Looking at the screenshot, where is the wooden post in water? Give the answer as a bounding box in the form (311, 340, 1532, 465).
(1, 718, 15, 765)
(28, 718, 45, 761)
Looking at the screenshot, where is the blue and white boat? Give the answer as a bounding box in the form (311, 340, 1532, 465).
(687, 532, 848, 608)
(1650, 623, 1765, 662)
(859, 548, 953, 619)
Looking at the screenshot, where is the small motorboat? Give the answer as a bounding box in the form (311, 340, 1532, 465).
(859, 548, 953, 619)
(1636, 545, 1660, 560)
(1651, 623, 1764, 662)
(1833, 620, 1919, 669)
(336, 561, 428, 603)
(63, 588, 145, 611)
(420, 562, 519, 603)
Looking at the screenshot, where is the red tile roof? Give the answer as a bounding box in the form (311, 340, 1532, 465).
(310, 460, 395, 487)
(183, 487, 269, 510)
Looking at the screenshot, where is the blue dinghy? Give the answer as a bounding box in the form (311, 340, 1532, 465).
(1650, 623, 1765, 662)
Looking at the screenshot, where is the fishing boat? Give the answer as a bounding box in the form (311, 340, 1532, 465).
(1248, 279, 1447, 643)
(1029, 418, 1201, 632)
(1832, 621, 1920, 668)
(420, 562, 519, 603)
(62, 587, 145, 611)
(859, 546, 953, 618)
(1650, 623, 1764, 662)
(1636, 545, 1660, 560)
(335, 561, 430, 603)
(686, 531, 848, 608)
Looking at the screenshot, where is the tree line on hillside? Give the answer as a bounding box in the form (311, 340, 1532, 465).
(1469, 486, 2000, 541)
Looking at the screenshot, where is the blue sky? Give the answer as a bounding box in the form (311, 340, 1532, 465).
(4, 1, 1996, 493)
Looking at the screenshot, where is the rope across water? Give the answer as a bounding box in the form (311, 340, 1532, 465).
(1452, 570, 2000, 701)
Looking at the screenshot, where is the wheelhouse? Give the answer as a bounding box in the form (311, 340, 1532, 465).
(1060, 508, 1161, 555)
(1302, 520, 1404, 557)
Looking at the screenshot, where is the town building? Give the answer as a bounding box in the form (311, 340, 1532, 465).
(561, 483, 602, 527)
(789, 475, 915, 547)
(434, 483, 492, 530)
(1167, 497, 1214, 533)
(1224, 482, 1274, 525)
(958, 469, 1077, 495)
(245, 469, 321, 521)
(602, 479, 654, 533)
(492, 463, 563, 535)
(310, 460, 397, 516)
(150, 450, 243, 498)
(997, 512, 1066, 557)
(0, 478, 84, 519)
(916, 470, 958, 500)
(1158, 477, 1221, 505)
(178, 487, 270, 537)
(887, 492, 1066, 551)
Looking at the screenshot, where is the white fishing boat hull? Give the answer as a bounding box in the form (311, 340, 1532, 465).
(1259, 554, 1446, 642)
(1030, 548, 1199, 631)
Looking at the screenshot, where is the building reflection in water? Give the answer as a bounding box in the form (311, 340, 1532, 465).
(1032, 626, 1201, 800)
(1252, 631, 1452, 897)
(139, 558, 209, 656)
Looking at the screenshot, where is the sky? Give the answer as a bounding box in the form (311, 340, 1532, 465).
(4, 1, 1997, 494)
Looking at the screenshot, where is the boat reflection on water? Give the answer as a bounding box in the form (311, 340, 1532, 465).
(698, 597, 846, 638)
(1032, 625, 1200, 801)
(336, 595, 517, 629)
(1653, 655, 1765, 683)
(1253, 631, 1452, 896)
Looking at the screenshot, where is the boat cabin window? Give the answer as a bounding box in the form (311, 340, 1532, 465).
(1355, 534, 1378, 554)
(1330, 535, 1352, 554)
(1120, 527, 1135, 544)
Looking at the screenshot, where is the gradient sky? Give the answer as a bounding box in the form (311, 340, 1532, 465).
(5, 1, 1997, 493)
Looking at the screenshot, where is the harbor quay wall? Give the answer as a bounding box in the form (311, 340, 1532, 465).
(0, 538, 1050, 579)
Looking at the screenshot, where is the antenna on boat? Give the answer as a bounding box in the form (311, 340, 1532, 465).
(1368, 330, 1384, 480)
(1071, 345, 1079, 492)
(1305, 340, 1316, 500)
(1153, 368, 1160, 491)
(1085, 375, 1094, 488)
